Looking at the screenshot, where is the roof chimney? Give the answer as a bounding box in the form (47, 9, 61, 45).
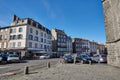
(12, 14, 19, 22)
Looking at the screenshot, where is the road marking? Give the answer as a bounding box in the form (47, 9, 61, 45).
(0, 66, 10, 69)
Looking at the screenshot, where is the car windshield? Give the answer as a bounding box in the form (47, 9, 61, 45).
(101, 54, 107, 57)
(9, 55, 18, 57)
(81, 54, 89, 58)
(1, 54, 9, 57)
(65, 55, 72, 58)
(43, 54, 48, 56)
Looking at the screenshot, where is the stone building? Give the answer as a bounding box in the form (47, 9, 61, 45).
(72, 38, 90, 54)
(52, 28, 72, 54)
(0, 27, 10, 53)
(103, 0, 120, 66)
(89, 41, 98, 55)
(72, 38, 81, 53)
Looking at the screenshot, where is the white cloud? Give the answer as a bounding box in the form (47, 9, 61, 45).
(41, 0, 56, 19)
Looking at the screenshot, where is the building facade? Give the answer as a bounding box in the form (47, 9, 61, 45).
(89, 41, 98, 55)
(72, 38, 82, 53)
(0, 27, 10, 53)
(52, 28, 72, 53)
(66, 36, 73, 53)
(0, 15, 52, 57)
(72, 38, 105, 55)
(72, 38, 90, 54)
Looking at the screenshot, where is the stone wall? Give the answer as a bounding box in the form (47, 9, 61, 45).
(103, 0, 120, 67)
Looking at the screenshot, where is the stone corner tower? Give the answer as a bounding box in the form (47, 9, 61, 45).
(102, 0, 120, 67)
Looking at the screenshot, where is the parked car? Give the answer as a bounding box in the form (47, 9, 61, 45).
(7, 54, 20, 63)
(79, 54, 92, 64)
(1, 54, 9, 63)
(63, 54, 74, 63)
(39, 54, 51, 59)
(91, 54, 107, 63)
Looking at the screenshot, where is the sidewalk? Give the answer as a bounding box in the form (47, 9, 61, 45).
(1, 63, 120, 80)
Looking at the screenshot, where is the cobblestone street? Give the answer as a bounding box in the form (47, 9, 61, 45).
(2, 63, 120, 80)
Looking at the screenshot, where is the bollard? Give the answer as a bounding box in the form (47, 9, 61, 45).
(24, 66, 29, 75)
(47, 61, 50, 68)
(74, 57, 76, 64)
(59, 59, 61, 63)
(89, 60, 92, 65)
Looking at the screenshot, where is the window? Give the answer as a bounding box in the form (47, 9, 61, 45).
(36, 30, 38, 35)
(4, 42, 6, 48)
(13, 35, 16, 40)
(29, 35, 33, 40)
(13, 28, 16, 33)
(35, 43, 38, 48)
(44, 39, 46, 43)
(10, 29, 13, 33)
(36, 23, 38, 28)
(33, 22, 36, 27)
(13, 42, 16, 48)
(10, 35, 13, 40)
(44, 45, 46, 49)
(18, 34, 23, 39)
(44, 33, 46, 38)
(41, 32, 43, 37)
(40, 44, 43, 49)
(9, 43, 12, 48)
(29, 42, 32, 48)
(41, 38, 43, 42)
(34, 36, 38, 41)
(27, 19, 31, 25)
(18, 42, 21, 47)
(30, 28, 33, 33)
(19, 28, 22, 32)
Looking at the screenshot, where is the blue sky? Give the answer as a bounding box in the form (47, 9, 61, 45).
(0, 0, 106, 43)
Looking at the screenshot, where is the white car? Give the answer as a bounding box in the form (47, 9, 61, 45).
(40, 54, 50, 59)
(7, 54, 20, 63)
(91, 54, 107, 63)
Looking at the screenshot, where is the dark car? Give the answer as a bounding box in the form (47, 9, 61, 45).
(1, 54, 9, 63)
(63, 54, 74, 63)
(79, 54, 92, 64)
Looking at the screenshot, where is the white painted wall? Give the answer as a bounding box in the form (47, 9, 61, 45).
(8, 25, 27, 48)
(26, 25, 52, 51)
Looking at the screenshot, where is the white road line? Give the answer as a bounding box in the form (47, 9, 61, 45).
(0, 66, 10, 69)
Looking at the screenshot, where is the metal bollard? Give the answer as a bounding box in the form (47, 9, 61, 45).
(47, 61, 50, 68)
(24, 66, 29, 75)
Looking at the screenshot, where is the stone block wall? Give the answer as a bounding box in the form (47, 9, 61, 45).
(103, 0, 120, 67)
